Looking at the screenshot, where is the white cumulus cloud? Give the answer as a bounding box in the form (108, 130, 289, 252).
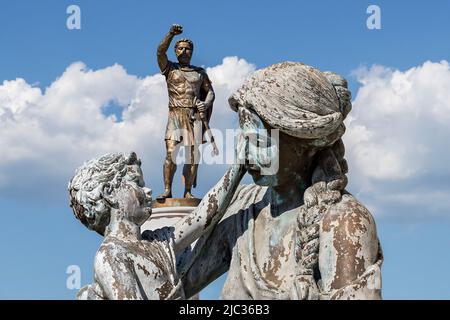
(3, 57, 448, 220)
(0, 57, 255, 200)
(344, 60, 450, 218)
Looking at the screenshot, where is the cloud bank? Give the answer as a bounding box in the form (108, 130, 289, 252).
(344, 60, 450, 219)
(0, 57, 255, 199)
(1, 58, 449, 220)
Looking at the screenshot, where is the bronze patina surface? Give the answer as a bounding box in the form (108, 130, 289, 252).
(156, 24, 215, 200)
(153, 198, 201, 209)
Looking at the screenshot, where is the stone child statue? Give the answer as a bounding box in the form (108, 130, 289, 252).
(68, 152, 245, 300)
(157, 24, 215, 200)
(181, 62, 383, 300)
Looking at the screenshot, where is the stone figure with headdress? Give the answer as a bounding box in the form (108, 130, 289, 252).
(181, 62, 383, 300)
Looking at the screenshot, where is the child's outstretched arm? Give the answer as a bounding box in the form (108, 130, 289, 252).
(172, 164, 246, 254)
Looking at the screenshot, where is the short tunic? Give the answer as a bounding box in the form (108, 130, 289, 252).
(162, 61, 210, 146)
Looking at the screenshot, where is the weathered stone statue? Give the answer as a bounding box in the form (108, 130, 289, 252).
(68, 152, 245, 300)
(156, 24, 215, 200)
(181, 62, 383, 300)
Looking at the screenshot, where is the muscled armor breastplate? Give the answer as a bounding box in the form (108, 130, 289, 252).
(166, 65, 203, 108)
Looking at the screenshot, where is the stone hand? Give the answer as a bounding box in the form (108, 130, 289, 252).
(170, 24, 183, 35)
(194, 98, 207, 114)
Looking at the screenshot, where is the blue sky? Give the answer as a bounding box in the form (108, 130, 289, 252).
(0, 0, 449, 299)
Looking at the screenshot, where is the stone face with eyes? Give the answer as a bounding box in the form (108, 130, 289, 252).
(110, 158, 152, 226)
(175, 41, 193, 65)
(237, 106, 279, 186)
(124, 161, 146, 188)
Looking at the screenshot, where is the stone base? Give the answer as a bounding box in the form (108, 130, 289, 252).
(141, 198, 200, 235)
(152, 197, 201, 208)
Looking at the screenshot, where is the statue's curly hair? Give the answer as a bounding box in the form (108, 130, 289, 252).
(68, 152, 142, 236)
(174, 38, 194, 51)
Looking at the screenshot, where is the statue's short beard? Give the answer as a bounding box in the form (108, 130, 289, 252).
(177, 55, 190, 64)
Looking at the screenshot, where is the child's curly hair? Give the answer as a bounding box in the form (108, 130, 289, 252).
(68, 152, 142, 235)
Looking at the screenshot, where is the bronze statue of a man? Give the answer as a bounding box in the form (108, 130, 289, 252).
(156, 24, 215, 200)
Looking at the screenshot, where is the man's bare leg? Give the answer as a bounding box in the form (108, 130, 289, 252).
(183, 145, 199, 199)
(157, 140, 178, 200)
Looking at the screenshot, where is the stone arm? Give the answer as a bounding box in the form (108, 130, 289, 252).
(318, 196, 382, 300)
(172, 164, 246, 255)
(202, 74, 215, 110)
(180, 214, 235, 298)
(157, 31, 175, 73)
(194, 73, 215, 114)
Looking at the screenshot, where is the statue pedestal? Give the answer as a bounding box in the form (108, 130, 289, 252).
(141, 198, 201, 231)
